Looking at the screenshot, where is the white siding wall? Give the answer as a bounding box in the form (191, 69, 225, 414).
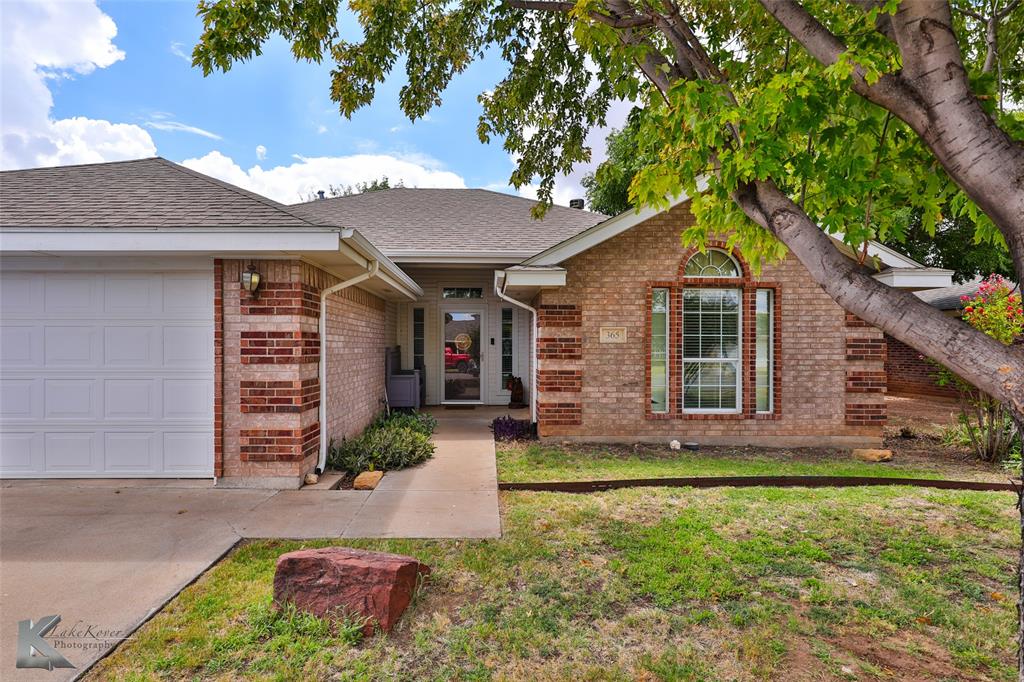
(395, 267, 532, 406)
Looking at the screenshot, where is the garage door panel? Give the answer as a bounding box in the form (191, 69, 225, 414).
(163, 432, 212, 473)
(104, 379, 158, 420)
(162, 325, 212, 366)
(163, 274, 211, 314)
(0, 379, 37, 419)
(44, 432, 98, 472)
(43, 379, 100, 420)
(0, 432, 39, 472)
(1, 326, 41, 366)
(44, 274, 99, 315)
(0, 267, 213, 478)
(45, 326, 99, 366)
(0, 274, 41, 315)
(104, 325, 160, 366)
(163, 379, 212, 420)
(104, 275, 160, 315)
(104, 432, 158, 473)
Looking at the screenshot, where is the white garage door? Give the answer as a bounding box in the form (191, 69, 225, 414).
(0, 266, 214, 478)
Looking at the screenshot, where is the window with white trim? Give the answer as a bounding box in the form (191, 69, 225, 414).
(755, 289, 774, 413)
(650, 289, 669, 413)
(684, 250, 740, 277)
(682, 288, 741, 412)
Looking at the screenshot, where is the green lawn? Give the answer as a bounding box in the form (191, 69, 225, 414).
(496, 441, 1004, 484)
(90, 485, 1017, 681)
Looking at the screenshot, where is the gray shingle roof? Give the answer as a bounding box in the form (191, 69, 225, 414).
(914, 279, 1019, 311)
(289, 188, 606, 254)
(0, 157, 316, 228)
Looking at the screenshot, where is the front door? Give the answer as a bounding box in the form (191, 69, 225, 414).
(442, 309, 483, 402)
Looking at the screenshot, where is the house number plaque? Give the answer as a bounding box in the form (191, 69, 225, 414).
(599, 327, 627, 343)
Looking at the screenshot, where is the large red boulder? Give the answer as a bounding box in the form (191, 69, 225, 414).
(273, 547, 430, 635)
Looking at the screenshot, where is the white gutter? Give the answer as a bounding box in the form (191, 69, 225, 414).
(494, 270, 538, 424)
(317, 260, 380, 473)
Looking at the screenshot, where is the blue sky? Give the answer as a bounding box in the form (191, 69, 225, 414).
(1, 0, 626, 205)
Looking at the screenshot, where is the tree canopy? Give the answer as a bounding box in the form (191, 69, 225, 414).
(192, 0, 1024, 423)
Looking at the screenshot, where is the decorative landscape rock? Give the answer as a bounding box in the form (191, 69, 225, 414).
(303, 472, 319, 486)
(852, 448, 893, 462)
(273, 547, 431, 635)
(353, 470, 384, 490)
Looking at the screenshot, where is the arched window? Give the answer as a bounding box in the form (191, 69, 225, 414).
(683, 249, 740, 278)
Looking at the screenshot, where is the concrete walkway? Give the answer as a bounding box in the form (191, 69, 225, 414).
(0, 407, 500, 679)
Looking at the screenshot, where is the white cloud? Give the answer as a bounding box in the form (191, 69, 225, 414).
(316, 124, 328, 134)
(145, 120, 221, 140)
(0, 0, 156, 169)
(181, 150, 467, 203)
(255, 144, 267, 160)
(169, 41, 190, 63)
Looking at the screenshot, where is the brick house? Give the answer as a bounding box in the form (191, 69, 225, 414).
(0, 158, 952, 486)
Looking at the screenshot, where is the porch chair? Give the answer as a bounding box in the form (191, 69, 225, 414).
(385, 346, 421, 409)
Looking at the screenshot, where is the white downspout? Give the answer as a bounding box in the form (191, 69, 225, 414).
(317, 260, 379, 473)
(493, 271, 538, 424)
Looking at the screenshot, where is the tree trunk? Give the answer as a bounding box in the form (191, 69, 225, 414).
(729, 179, 1024, 425)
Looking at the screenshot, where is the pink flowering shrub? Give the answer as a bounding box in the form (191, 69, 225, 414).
(958, 274, 1023, 345)
(939, 274, 1022, 463)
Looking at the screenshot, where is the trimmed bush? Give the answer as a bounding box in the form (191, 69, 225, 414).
(327, 411, 436, 474)
(373, 410, 437, 437)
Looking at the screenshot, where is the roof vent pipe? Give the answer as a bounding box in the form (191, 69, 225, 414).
(317, 190, 326, 200)
(569, 198, 584, 209)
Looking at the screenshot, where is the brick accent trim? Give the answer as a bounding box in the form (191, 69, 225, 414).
(239, 423, 319, 462)
(845, 402, 887, 426)
(846, 337, 886, 362)
(845, 370, 887, 394)
(537, 336, 582, 360)
(844, 312, 872, 328)
(240, 330, 320, 364)
(538, 401, 582, 426)
(213, 259, 224, 478)
(240, 379, 320, 413)
(537, 304, 582, 327)
(537, 369, 582, 392)
(241, 282, 320, 317)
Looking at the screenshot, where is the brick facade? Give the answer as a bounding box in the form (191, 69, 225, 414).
(537, 304, 582, 327)
(884, 334, 958, 397)
(216, 259, 391, 487)
(532, 201, 885, 447)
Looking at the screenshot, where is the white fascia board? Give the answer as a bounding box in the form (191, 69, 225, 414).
(502, 267, 567, 288)
(0, 227, 424, 299)
(873, 268, 955, 289)
(339, 229, 424, 297)
(522, 181, 704, 267)
(0, 228, 341, 253)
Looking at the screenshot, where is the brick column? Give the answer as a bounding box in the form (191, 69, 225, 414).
(219, 260, 322, 488)
(843, 313, 887, 431)
(536, 303, 584, 435)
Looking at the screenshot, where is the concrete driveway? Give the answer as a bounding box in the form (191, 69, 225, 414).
(0, 409, 501, 679)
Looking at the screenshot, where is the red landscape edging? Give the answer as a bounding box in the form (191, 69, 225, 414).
(498, 475, 1018, 493)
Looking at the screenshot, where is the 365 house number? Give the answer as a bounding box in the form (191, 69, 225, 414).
(599, 327, 627, 343)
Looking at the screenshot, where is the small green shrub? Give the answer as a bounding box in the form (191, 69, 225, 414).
(327, 413, 435, 474)
(374, 410, 437, 436)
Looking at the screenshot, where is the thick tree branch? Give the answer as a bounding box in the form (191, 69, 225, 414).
(760, 0, 1024, 279)
(504, 0, 654, 28)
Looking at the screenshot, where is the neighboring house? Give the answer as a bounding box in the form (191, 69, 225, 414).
(0, 158, 952, 487)
(885, 280, 1018, 398)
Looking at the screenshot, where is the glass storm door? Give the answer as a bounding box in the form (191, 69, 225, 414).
(443, 311, 482, 401)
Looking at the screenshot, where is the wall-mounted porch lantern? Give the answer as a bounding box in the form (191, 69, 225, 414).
(241, 262, 261, 297)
